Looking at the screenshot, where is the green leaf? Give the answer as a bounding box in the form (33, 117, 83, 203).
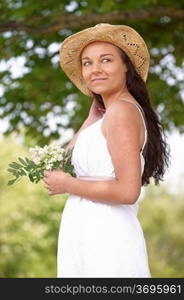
(28, 173, 34, 182)
(35, 178, 40, 183)
(8, 163, 18, 169)
(8, 179, 17, 185)
(18, 157, 28, 166)
(19, 169, 27, 176)
(9, 162, 23, 169)
(25, 157, 35, 165)
(7, 168, 18, 174)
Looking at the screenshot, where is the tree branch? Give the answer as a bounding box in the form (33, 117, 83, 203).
(0, 7, 184, 35)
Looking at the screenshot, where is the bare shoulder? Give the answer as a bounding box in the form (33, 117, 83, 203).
(101, 99, 142, 138)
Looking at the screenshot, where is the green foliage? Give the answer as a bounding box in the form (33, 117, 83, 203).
(0, 0, 184, 144)
(7, 146, 76, 185)
(8, 157, 37, 185)
(0, 135, 67, 277)
(61, 148, 76, 176)
(139, 184, 184, 277)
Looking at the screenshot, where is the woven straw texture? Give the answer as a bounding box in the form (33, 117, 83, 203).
(60, 23, 150, 96)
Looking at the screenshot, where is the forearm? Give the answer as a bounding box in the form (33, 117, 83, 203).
(65, 176, 136, 205)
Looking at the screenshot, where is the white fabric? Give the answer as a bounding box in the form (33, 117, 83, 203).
(57, 101, 151, 277)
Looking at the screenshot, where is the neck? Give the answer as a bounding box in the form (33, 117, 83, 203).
(101, 89, 133, 110)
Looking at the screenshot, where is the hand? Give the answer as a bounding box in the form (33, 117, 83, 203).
(87, 99, 106, 121)
(43, 169, 72, 196)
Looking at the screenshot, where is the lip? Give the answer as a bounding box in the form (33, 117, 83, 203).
(91, 78, 107, 82)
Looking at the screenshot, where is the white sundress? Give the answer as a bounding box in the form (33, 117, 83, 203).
(57, 100, 151, 278)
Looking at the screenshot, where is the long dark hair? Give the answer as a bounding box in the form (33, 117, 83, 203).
(91, 47, 171, 186)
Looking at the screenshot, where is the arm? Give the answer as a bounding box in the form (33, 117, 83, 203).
(65, 176, 129, 205)
(64, 102, 143, 205)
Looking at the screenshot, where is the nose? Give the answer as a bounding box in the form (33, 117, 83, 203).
(91, 62, 102, 73)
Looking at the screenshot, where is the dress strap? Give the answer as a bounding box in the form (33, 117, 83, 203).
(119, 99, 148, 156)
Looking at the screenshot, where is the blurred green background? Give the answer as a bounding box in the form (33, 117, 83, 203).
(0, 0, 184, 277)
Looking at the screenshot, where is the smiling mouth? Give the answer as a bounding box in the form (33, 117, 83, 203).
(91, 78, 107, 82)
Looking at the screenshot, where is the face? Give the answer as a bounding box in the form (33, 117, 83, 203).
(81, 41, 128, 96)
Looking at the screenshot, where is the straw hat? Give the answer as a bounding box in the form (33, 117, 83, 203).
(60, 23, 150, 96)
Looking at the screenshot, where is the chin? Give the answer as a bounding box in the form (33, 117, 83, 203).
(90, 88, 109, 95)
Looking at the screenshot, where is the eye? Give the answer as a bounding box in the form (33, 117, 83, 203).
(102, 58, 111, 63)
(82, 61, 91, 66)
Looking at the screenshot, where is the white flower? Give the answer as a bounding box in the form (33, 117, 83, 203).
(28, 141, 69, 170)
(43, 145, 49, 152)
(55, 154, 63, 161)
(32, 157, 41, 165)
(49, 157, 57, 163)
(45, 164, 52, 170)
(8, 140, 75, 186)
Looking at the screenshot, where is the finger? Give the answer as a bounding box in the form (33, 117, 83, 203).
(43, 178, 48, 183)
(44, 184, 50, 190)
(98, 108, 106, 113)
(43, 170, 50, 177)
(48, 190, 54, 196)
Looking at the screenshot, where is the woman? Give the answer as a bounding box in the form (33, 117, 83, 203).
(43, 24, 170, 277)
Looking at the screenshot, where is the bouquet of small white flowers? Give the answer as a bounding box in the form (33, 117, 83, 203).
(7, 141, 76, 185)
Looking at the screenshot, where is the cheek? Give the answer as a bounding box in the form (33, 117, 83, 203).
(82, 68, 90, 82)
(111, 65, 126, 80)
(103, 68, 117, 81)
(104, 63, 120, 75)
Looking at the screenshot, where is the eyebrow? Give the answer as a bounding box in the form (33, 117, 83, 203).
(81, 53, 114, 60)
